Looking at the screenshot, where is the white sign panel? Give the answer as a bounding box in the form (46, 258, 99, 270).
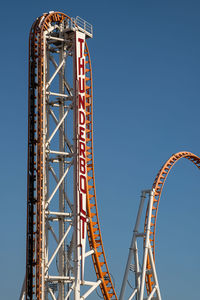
(75, 31, 87, 279)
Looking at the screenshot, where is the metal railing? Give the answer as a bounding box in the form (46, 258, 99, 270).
(71, 16, 93, 38)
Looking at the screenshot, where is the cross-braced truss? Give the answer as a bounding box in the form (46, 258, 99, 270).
(33, 16, 101, 300)
(119, 190, 162, 300)
(20, 11, 117, 300)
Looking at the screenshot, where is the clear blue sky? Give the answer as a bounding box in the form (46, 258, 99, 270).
(0, 0, 200, 299)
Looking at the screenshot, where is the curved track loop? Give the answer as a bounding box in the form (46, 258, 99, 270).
(145, 151, 200, 294)
(85, 45, 117, 299)
(27, 11, 117, 300)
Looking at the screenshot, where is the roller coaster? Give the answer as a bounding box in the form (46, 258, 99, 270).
(19, 11, 199, 300)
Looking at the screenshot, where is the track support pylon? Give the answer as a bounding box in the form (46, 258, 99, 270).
(119, 190, 162, 300)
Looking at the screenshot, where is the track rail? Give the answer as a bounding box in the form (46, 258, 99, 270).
(26, 12, 76, 300)
(26, 17, 41, 300)
(145, 151, 200, 294)
(26, 11, 117, 300)
(85, 44, 118, 299)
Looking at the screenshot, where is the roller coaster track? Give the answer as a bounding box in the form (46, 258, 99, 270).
(25, 11, 117, 300)
(85, 45, 117, 299)
(120, 151, 200, 299)
(23, 10, 199, 300)
(145, 151, 200, 295)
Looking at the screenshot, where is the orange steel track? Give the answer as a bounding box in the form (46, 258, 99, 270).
(85, 44, 117, 299)
(26, 11, 117, 300)
(145, 151, 200, 294)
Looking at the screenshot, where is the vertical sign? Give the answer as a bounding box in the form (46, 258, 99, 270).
(75, 31, 87, 279)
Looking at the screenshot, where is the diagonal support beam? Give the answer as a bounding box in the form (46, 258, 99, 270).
(49, 165, 73, 211)
(147, 286, 157, 300)
(47, 220, 59, 244)
(64, 282, 75, 300)
(50, 55, 73, 96)
(49, 108, 73, 153)
(47, 225, 72, 269)
(139, 191, 154, 300)
(80, 280, 101, 300)
(46, 161, 73, 208)
(128, 289, 137, 300)
(46, 58, 65, 89)
(48, 287, 57, 300)
(46, 105, 72, 146)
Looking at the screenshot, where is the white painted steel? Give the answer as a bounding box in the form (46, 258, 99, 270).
(41, 31, 47, 300)
(37, 17, 97, 300)
(20, 16, 99, 300)
(49, 288, 57, 300)
(120, 190, 162, 300)
(128, 289, 137, 300)
(64, 282, 75, 300)
(46, 58, 65, 89)
(71, 16, 93, 38)
(46, 104, 72, 145)
(83, 249, 95, 258)
(148, 243, 162, 299)
(58, 27, 66, 299)
(80, 280, 101, 299)
(45, 161, 73, 208)
(49, 109, 74, 153)
(47, 225, 72, 269)
(46, 91, 73, 99)
(119, 191, 147, 300)
(75, 30, 87, 280)
(46, 276, 75, 281)
(19, 277, 25, 300)
(48, 165, 72, 209)
(46, 211, 72, 217)
(146, 286, 157, 300)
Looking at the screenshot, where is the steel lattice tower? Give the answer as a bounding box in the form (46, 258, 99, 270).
(20, 11, 117, 300)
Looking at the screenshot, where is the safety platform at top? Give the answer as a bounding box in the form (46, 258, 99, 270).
(71, 16, 93, 38)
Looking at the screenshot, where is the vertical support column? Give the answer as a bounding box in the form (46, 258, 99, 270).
(58, 24, 66, 300)
(119, 191, 147, 300)
(73, 32, 81, 300)
(45, 38, 50, 300)
(139, 190, 154, 300)
(148, 245, 162, 299)
(41, 32, 47, 300)
(120, 189, 161, 300)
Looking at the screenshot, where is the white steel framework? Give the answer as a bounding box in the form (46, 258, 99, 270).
(38, 17, 99, 300)
(19, 12, 107, 300)
(20, 11, 118, 300)
(119, 190, 161, 300)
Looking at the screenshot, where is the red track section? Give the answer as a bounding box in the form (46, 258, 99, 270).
(145, 151, 200, 294)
